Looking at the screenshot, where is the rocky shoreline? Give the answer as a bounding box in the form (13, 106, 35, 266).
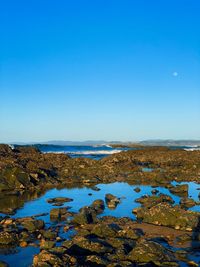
(0, 144, 200, 266)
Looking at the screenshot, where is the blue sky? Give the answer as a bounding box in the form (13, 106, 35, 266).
(1, 0, 200, 142)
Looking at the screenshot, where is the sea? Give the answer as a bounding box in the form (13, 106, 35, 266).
(29, 144, 131, 159)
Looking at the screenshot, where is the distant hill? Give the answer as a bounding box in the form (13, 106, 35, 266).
(139, 140, 200, 147)
(5, 139, 200, 147)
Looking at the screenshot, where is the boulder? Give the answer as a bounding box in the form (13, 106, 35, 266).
(134, 202, 199, 231)
(0, 231, 18, 246)
(128, 240, 178, 266)
(50, 207, 71, 221)
(169, 184, 188, 197)
(91, 199, 105, 214)
(73, 206, 97, 224)
(105, 194, 120, 209)
(135, 194, 174, 208)
(21, 218, 44, 232)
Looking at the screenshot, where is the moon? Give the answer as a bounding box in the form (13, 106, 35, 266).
(172, 71, 178, 77)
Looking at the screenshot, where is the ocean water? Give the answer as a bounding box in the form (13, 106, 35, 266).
(35, 144, 130, 159)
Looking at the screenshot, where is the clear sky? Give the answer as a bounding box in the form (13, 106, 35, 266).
(0, 0, 200, 142)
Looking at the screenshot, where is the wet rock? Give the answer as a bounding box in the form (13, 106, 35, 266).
(0, 167, 31, 191)
(33, 250, 66, 267)
(66, 236, 114, 255)
(91, 199, 105, 214)
(134, 187, 141, 193)
(128, 239, 178, 266)
(42, 230, 57, 240)
(47, 197, 73, 205)
(151, 188, 159, 195)
(179, 197, 196, 209)
(135, 193, 174, 208)
(105, 194, 120, 209)
(176, 233, 192, 242)
(91, 223, 120, 238)
(169, 184, 188, 197)
(40, 239, 55, 249)
(50, 207, 72, 221)
(20, 218, 44, 232)
(0, 261, 9, 267)
(0, 144, 13, 155)
(19, 241, 28, 247)
(0, 231, 18, 246)
(91, 186, 101, 191)
(134, 202, 199, 231)
(85, 255, 108, 266)
(73, 206, 97, 224)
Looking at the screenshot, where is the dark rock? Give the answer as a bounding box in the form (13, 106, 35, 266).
(73, 206, 97, 224)
(169, 184, 188, 197)
(47, 197, 73, 204)
(134, 187, 141, 193)
(91, 199, 105, 214)
(91, 223, 120, 238)
(105, 194, 120, 209)
(0, 231, 18, 246)
(128, 240, 178, 266)
(151, 189, 159, 195)
(21, 218, 44, 232)
(0, 261, 9, 267)
(50, 207, 71, 221)
(179, 197, 196, 209)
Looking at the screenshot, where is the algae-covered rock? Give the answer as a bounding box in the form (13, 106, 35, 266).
(33, 250, 66, 267)
(40, 239, 55, 249)
(73, 206, 97, 224)
(179, 197, 196, 209)
(47, 197, 73, 205)
(0, 231, 18, 246)
(135, 193, 174, 208)
(134, 202, 199, 231)
(91, 223, 119, 238)
(0, 167, 31, 191)
(105, 194, 120, 209)
(91, 199, 105, 214)
(128, 240, 178, 266)
(21, 218, 44, 232)
(66, 236, 113, 255)
(50, 207, 71, 221)
(0, 261, 9, 267)
(169, 184, 188, 197)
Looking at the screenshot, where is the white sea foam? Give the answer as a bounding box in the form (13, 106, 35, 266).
(184, 148, 200, 151)
(44, 149, 122, 155)
(67, 149, 122, 155)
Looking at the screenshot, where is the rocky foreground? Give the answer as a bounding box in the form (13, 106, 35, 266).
(0, 144, 200, 266)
